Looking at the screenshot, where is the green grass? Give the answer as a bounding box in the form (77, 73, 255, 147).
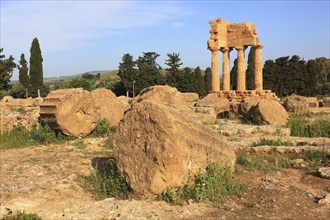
(236, 151, 292, 171)
(236, 149, 329, 172)
(1, 210, 42, 220)
(79, 158, 130, 200)
(251, 138, 294, 147)
(157, 163, 247, 204)
(289, 114, 330, 138)
(0, 124, 73, 149)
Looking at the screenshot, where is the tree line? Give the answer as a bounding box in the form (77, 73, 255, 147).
(117, 52, 212, 97)
(1, 42, 329, 99)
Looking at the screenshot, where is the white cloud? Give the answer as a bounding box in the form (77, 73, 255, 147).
(1, 1, 191, 54)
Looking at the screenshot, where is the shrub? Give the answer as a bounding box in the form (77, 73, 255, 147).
(90, 119, 114, 136)
(9, 83, 26, 98)
(80, 158, 130, 200)
(2, 210, 42, 220)
(251, 138, 294, 147)
(0, 90, 9, 99)
(157, 163, 247, 204)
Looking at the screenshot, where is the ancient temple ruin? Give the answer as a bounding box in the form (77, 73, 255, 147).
(208, 18, 277, 100)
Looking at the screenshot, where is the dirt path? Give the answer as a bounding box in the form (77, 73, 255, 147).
(1, 136, 329, 219)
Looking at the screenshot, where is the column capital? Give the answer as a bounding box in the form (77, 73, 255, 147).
(253, 44, 264, 49)
(234, 46, 246, 51)
(220, 47, 229, 52)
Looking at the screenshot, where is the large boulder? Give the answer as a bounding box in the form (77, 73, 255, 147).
(323, 97, 330, 107)
(135, 85, 198, 107)
(91, 88, 125, 127)
(239, 96, 261, 118)
(113, 101, 236, 198)
(250, 99, 289, 126)
(283, 94, 309, 113)
(196, 93, 230, 116)
(40, 89, 100, 137)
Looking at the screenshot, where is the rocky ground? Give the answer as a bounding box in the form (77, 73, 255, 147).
(1, 120, 329, 219)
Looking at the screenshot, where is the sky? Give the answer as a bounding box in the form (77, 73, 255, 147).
(1, 0, 329, 80)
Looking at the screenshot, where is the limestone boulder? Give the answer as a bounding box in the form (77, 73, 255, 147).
(250, 99, 289, 126)
(40, 88, 100, 137)
(113, 101, 236, 198)
(239, 96, 261, 118)
(323, 97, 330, 107)
(283, 94, 309, 113)
(0, 98, 40, 133)
(196, 93, 230, 116)
(118, 96, 132, 112)
(318, 167, 330, 179)
(135, 85, 198, 107)
(91, 88, 125, 127)
(307, 97, 319, 108)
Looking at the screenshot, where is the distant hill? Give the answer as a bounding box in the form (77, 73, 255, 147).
(44, 70, 112, 82)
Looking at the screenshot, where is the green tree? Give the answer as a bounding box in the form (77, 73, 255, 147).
(67, 78, 92, 91)
(29, 38, 43, 93)
(246, 47, 255, 90)
(230, 58, 238, 90)
(204, 67, 212, 93)
(82, 73, 95, 80)
(305, 59, 319, 96)
(135, 52, 164, 94)
(263, 59, 277, 93)
(9, 83, 26, 98)
(165, 52, 183, 87)
(118, 53, 137, 95)
(193, 66, 207, 97)
(18, 53, 29, 98)
(0, 48, 16, 90)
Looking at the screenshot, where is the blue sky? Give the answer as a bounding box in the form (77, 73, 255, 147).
(1, 0, 329, 80)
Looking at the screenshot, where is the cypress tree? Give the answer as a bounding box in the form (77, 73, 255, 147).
(230, 59, 238, 90)
(18, 53, 29, 98)
(204, 67, 212, 93)
(29, 38, 43, 90)
(193, 66, 207, 97)
(246, 47, 255, 90)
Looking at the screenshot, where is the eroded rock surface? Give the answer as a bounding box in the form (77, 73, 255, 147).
(283, 94, 309, 113)
(196, 93, 230, 116)
(91, 88, 126, 127)
(113, 101, 236, 198)
(135, 85, 198, 107)
(250, 99, 289, 126)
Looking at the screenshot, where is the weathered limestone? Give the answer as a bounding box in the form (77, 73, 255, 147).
(236, 46, 246, 91)
(113, 101, 236, 198)
(211, 50, 220, 92)
(221, 47, 231, 91)
(254, 44, 264, 91)
(207, 18, 266, 95)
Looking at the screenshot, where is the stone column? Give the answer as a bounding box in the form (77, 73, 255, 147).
(211, 50, 220, 92)
(221, 47, 231, 91)
(254, 44, 264, 91)
(236, 46, 246, 91)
